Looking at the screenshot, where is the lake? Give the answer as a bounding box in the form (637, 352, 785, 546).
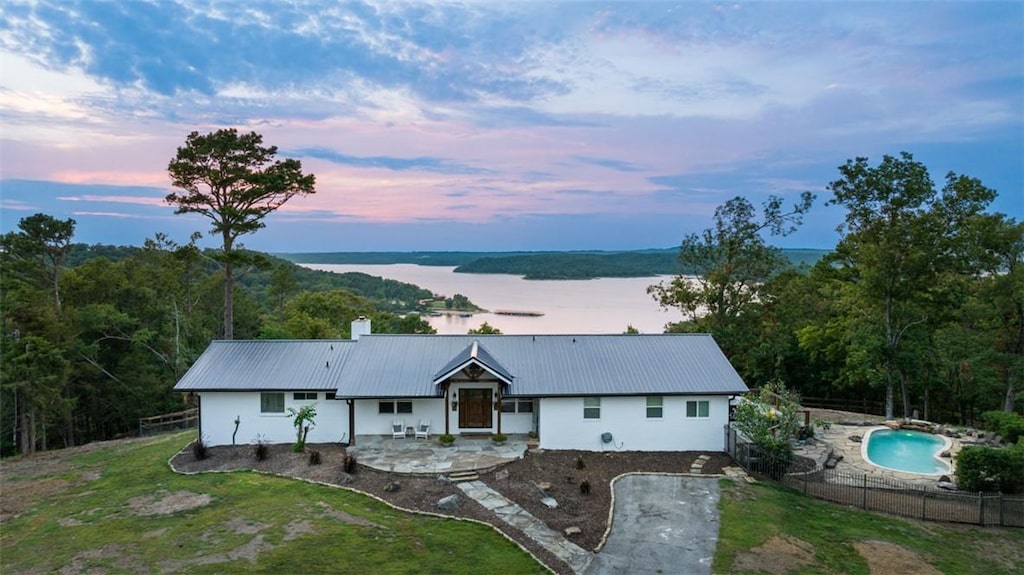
(301, 264, 685, 335)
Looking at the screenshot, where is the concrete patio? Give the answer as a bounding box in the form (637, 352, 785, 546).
(348, 435, 529, 474)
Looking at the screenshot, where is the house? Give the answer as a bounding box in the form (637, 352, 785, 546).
(173, 319, 749, 451)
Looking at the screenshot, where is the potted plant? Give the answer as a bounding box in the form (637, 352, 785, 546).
(491, 432, 507, 445)
(439, 434, 456, 447)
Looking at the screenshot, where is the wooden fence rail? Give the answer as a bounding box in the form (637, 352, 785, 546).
(139, 408, 198, 437)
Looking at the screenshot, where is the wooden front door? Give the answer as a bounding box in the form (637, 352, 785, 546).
(459, 388, 492, 429)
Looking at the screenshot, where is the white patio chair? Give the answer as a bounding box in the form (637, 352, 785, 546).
(392, 419, 406, 439)
(415, 419, 430, 440)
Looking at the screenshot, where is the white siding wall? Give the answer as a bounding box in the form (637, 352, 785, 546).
(537, 395, 729, 452)
(353, 398, 446, 437)
(198, 391, 349, 447)
(499, 412, 534, 434)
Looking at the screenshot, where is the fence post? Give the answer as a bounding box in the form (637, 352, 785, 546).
(977, 492, 984, 526)
(862, 475, 868, 509)
(999, 493, 1003, 527)
(921, 492, 927, 521)
(803, 471, 808, 495)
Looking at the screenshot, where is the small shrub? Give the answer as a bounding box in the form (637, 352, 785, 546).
(342, 453, 358, 474)
(491, 433, 507, 443)
(293, 441, 305, 453)
(575, 456, 586, 470)
(308, 449, 321, 465)
(439, 434, 455, 445)
(192, 437, 208, 461)
(981, 411, 1024, 444)
(254, 437, 269, 461)
(579, 479, 592, 495)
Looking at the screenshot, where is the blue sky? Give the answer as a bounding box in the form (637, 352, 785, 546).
(1, 1, 1021, 252)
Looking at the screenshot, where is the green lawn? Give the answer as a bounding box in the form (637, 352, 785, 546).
(714, 478, 1024, 575)
(0, 433, 545, 574)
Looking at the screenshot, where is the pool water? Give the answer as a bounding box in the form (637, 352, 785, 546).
(863, 429, 951, 475)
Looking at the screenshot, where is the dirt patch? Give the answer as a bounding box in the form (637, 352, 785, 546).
(59, 543, 136, 575)
(1, 477, 70, 524)
(284, 519, 316, 541)
(316, 500, 384, 529)
(733, 535, 816, 575)
(853, 540, 941, 575)
(127, 490, 212, 516)
(224, 516, 265, 535)
(58, 517, 85, 527)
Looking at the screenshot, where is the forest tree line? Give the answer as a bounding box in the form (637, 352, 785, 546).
(0, 226, 441, 456)
(650, 152, 1022, 424)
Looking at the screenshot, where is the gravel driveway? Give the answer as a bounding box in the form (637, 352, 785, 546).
(585, 474, 721, 575)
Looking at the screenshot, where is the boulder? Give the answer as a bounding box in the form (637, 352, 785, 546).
(541, 496, 558, 509)
(384, 481, 401, 492)
(940, 450, 951, 458)
(848, 434, 863, 443)
(436, 475, 454, 486)
(437, 494, 460, 512)
(536, 481, 552, 492)
(564, 526, 582, 536)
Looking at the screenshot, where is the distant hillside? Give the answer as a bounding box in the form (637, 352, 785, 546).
(279, 248, 831, 280)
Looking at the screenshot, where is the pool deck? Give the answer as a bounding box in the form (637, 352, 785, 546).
(795, 423, 963, 488)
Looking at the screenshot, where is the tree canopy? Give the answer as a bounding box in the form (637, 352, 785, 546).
(167, 128, 316, 339)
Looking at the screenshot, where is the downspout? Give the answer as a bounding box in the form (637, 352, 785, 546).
(496, 386, 502, 434)
(444, 383, 450, 436)
(347, 399, 355, 446)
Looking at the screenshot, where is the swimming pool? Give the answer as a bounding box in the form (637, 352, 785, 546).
(862, 428, 952, 475)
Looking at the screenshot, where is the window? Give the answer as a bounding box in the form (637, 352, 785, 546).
(325, 392, 337, 400)
(646, 396, 663, 418)
(686, 400, 710, 418)
(379, 401, 413, 414)
(261, 392, 284, 414)
(293, 392, 317, 401)
(501, 398, 535, 413)
(583, 397, 601, 419)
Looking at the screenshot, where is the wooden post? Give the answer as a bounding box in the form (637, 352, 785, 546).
(862, 475, 868, 509)
(978, 492, 984, 525)
(921, 492, 927, 520)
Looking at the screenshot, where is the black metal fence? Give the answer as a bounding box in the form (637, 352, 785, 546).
(725, 426, 1023, 528)
(139, 408, 198, 437)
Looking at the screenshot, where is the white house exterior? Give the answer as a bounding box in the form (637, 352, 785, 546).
(174, 322, 749, 451)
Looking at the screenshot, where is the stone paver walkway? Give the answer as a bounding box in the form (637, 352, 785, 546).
(457, 480, 593, 574)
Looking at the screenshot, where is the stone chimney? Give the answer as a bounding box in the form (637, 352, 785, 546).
(351, 316, 371, 341)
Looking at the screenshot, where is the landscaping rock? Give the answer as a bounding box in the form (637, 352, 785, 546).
(384, 481, 400, 492)
(848, 434, 862, 443)
(437, 494, 460, 512)
(541, 496, 558, 509)
(436, 475, 453, 486)
(536, 481, 552, 492)
(564, 526, 582, 536)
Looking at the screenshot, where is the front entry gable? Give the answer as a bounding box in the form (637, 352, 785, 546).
(433, 340, 513, 386)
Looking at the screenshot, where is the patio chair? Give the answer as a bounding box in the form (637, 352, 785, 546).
(392, 419, 406, 439)
(415, 419, 431, 440)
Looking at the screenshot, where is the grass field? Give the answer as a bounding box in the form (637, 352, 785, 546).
(0, 433, 545, 574)
(3, 434, 1023, 574)
(715, 478, 1024, 575)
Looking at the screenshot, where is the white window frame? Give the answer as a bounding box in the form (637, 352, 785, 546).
(500, 398, 535, 414)
(646, 396, 663, 419)
(260, 392, 285, 414)
(686, 400, 710, 418)
(583, 397, 601, 419)
(293, 392, 317, 401)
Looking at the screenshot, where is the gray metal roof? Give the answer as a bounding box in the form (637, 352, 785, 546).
(172, 340, 356, 391)
(336, 334, 748, 398)
(173, 334, 749, 397)
(433, 340, 514, 385)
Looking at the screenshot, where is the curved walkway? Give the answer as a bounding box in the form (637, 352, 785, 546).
(585, 475, 722, 575)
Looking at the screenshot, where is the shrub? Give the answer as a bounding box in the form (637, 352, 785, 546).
(342, 453, 358, 474)
(439, 434, 455, 445)
(981, 411, 1024, 444)
(192, 437, 208, 461)
(579, 479, 591, 495)
(254, 437, 269, 461)
(956, 443, 1024, 494)
(287, 404, 317, 452)
(491, 433, 507, 443)
(308, 449, 321, 465)
(575, 456, 586, 470)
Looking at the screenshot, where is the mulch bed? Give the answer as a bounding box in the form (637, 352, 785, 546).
(171, 442, 733, 574)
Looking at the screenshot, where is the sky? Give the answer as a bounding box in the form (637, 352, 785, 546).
(1, 1, 1021, 253)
